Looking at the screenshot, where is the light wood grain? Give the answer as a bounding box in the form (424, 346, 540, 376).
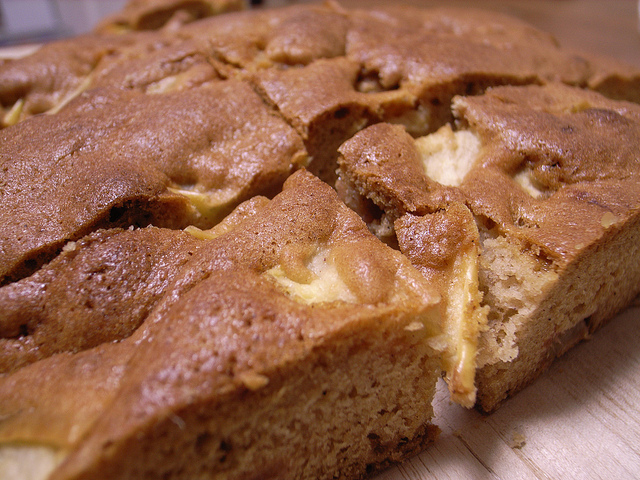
(372, 303, 640, 480)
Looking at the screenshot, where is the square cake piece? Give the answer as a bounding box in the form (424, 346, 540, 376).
(337, 83, 640, 411)
(0, 170, 443, 480)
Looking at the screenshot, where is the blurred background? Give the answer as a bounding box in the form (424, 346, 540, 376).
(0, 0, 126, 44)
(0, 0, 639, 67)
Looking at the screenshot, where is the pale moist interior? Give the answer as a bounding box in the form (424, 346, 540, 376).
(65, 325, 439, 480)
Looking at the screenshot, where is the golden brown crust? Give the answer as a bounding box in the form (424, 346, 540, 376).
(455, 83, 640, 265)
(2, 2, 640, 477)
(3, 2, 637, 163)
(344, 6, 640, 135)
(3, 3, 638, 125)
(337, 123, 453, 216)
(0, 227, 201, 373)
(0, 34, 131, 123)
(339, 82, 640, 278)
(0, 81, 306, 284)
(253, 57, 416, 182)
(346, 6, 588, 90)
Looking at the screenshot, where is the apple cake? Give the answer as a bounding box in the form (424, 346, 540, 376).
(1, 1, 640, 478)
(0, 170, 443, 480)
(337, 82, 640, 411)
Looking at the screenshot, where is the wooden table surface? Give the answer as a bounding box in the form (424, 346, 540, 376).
(374, 302, 640, 480)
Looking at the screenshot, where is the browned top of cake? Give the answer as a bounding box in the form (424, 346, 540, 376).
(0, 81, 306, 284)
(0, 3, 639, 476)
(347, 7, 587, 89)
(339, 83, 640, 268)
(1, 3, 638, 285)
(336, 82, 640, 407)
(0, 170, 441, 479)
(2, 3, 638, 160)
(456, 83, 640, 263)
(3, 2, 638, 126)
(0, 227, 202, 373)
(0, 34, 131, 120)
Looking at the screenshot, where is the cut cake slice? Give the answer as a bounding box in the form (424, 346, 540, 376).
(0, 170, 443, 480)
(337, 83, 640, 411)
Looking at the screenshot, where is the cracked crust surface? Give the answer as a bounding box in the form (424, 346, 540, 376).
(0, 81, 307, 284)
(95, 0, 246, 33)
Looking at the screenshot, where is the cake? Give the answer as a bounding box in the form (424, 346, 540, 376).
(337, 83, 640, 410)
(1, 1, 639, 478)
(0, 170, 443, 480)
(0, 82, 307, 284)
